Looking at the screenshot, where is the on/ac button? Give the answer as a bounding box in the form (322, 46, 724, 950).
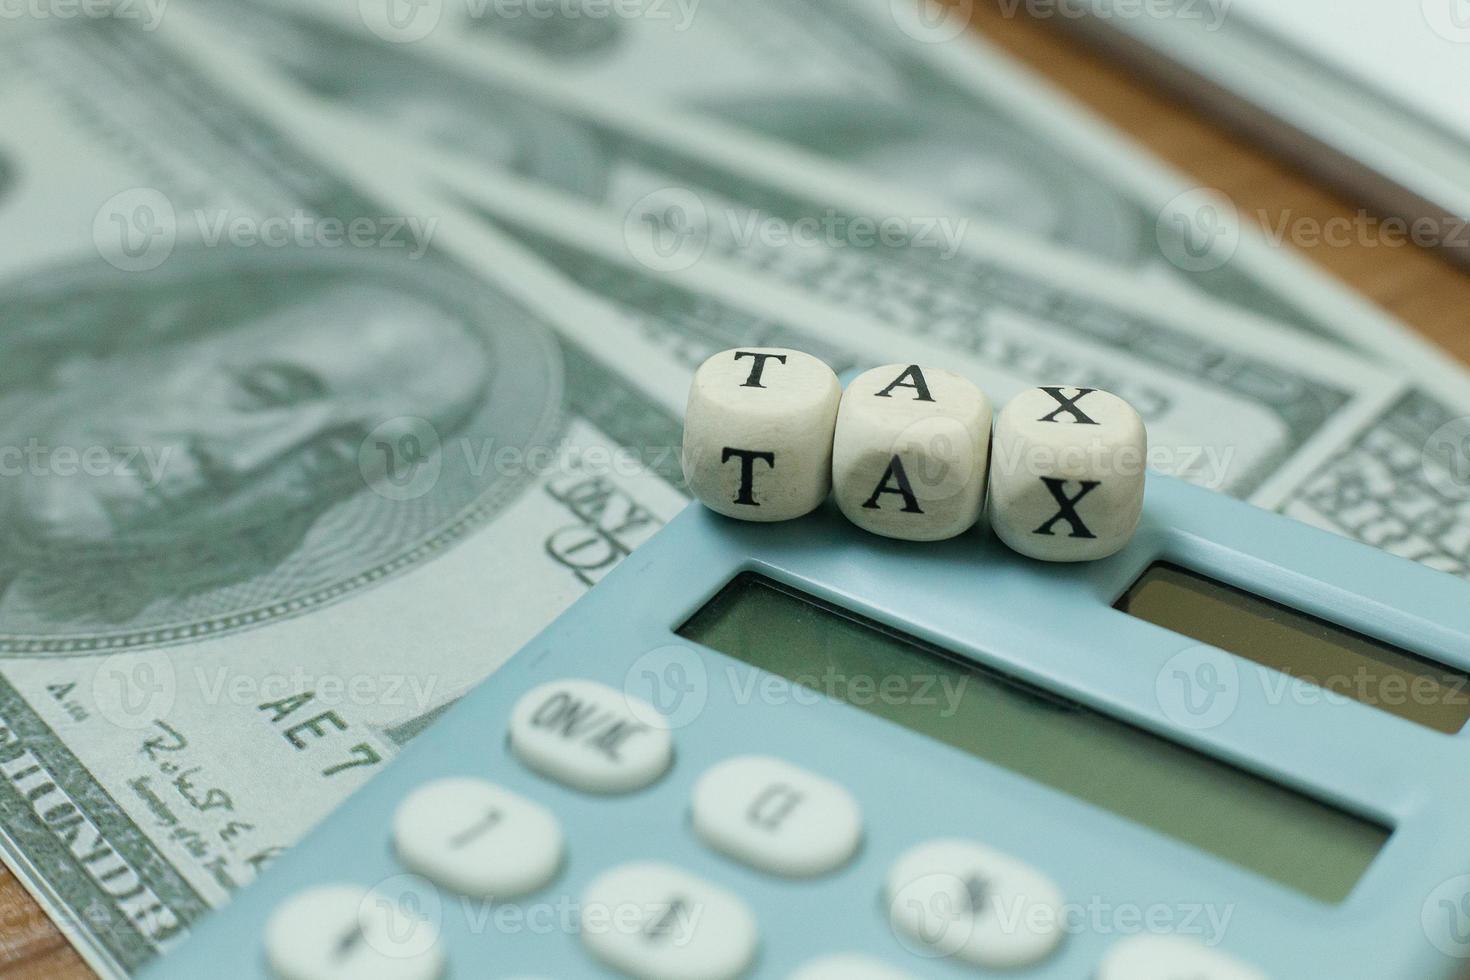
(509, 678, 673, 794)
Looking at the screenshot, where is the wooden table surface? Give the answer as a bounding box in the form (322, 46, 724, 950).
(7, 6, 1468, 978)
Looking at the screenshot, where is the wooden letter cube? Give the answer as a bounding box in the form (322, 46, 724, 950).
(989, 386, 1147, 562)
(682, 348, 841, 521)
(832, 364, 993, 541)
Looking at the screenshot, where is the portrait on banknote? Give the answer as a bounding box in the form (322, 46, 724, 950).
(0, 249, 564, 652)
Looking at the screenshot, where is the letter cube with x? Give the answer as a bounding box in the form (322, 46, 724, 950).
(831, 364, 993, 541)
(989, 386, 1147, 562)
(682, 348, 841, 521)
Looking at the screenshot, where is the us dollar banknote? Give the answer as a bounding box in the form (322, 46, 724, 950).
(0, 18, 903, 976)
(170, 0, 1470, 577)
(219, 0, 1459, 371)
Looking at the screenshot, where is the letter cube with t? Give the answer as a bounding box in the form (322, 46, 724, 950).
(683, 348, 841, 521)
(832, 364, 993, 541)
(989, 386, 1147, 561)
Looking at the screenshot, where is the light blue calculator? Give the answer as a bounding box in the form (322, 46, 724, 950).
(148, 474, 1470, 980)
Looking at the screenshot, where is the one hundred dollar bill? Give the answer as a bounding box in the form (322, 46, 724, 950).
(216, 0, 1463, 375)
(172, 0, 1470, 576)
(0, 19, 897, 977)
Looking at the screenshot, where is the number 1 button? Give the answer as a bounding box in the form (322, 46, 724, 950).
(393, 778, 563, 899)
(692, 756, 863, 877)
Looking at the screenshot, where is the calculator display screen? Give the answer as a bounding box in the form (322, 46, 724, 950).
(679, 573, 1389, 904)
(1116, 563, 1470, 734)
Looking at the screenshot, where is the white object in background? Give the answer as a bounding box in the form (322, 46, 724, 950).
(1067, 0, 1470, 259)
(832, 364, 993, 541)
(683, 348, 841, 521)
(989, 386, 1146, 562)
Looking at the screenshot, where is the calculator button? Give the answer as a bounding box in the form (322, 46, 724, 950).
(789, 953, 916, 979)
(692, 755, 862, 877)
(264, 885, 443, 980)
(1098, 934, 1267, 979)
(580, 862, 758, 980)
(393, 777, 563, 898)
(885, 839, 1064, 969)
(509, 679, 672, 794)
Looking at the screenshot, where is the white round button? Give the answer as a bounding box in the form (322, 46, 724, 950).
(264, 885, 443, 980)
(789, 953, 916, 979)
(393, 777, 563, 898)
(510, 679, 672, 793)
(1098, 934, 1267, 980)
(580, 862, 758, 980)
(692, 755, 862, 877)
(886, 839, 1064, 969)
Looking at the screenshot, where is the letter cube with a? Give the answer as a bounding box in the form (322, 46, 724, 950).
(832, 364, 993, 541)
